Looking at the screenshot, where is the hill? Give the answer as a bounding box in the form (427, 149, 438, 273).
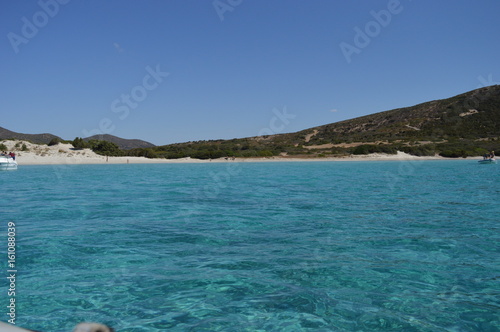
(131, 85, 500, 159)
(2, 85, 499, 158)
(0, 127, 63, 145)
(0, 127, 155, 150)
(294, 84, 500, 144)
(83, 134, 155, 150)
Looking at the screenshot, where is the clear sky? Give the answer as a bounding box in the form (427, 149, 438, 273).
(1, 0, 499, 145)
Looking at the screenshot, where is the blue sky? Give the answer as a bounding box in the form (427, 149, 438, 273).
(1, 0, 499, 145)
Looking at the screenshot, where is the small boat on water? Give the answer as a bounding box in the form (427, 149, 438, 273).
(478, 158, 497, 164)
(0, 321, 113, 332)
(0, 155, 18, 170)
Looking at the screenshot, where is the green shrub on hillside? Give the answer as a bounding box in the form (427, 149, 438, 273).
(400, 144, 436, 156)
(89, 140, 123, 156)
(439, 150, 468, 158)
(72, 137, 88, 150)
(48, 138, 60, 146)
(351, 144, 397, 155)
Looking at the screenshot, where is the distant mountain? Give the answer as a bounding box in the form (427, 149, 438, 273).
(0, 127, 62, 144)
(145, 85, 500, 158)
(83, 134, 155, 150)
(0, 127, 155, 150)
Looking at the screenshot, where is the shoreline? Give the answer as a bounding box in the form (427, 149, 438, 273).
(1, 140, 479, 166)
(16, 153, 474, 166)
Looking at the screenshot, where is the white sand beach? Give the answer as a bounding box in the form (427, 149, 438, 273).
(1, 139, 457, 165)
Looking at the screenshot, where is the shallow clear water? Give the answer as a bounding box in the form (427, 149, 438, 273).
(1, 160, 499, 331)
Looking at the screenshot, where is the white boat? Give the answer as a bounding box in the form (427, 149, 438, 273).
(0, 155, 18, 170)
(478, 158, 497, 164)
(0, 321, 113, 332)
(0, 321, 36, 331)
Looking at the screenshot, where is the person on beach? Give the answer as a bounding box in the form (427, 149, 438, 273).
(9, 152, 16, 160)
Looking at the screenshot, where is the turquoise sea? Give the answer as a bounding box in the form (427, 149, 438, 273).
(1, 160, 499, 331)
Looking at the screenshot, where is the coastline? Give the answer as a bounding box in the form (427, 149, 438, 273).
(2, 140, 475, 166)
(14, 151, 472, 166)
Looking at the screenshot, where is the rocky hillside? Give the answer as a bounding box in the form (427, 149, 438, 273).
(293, 85, 500, 145)
(138, 85, 499, 159)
